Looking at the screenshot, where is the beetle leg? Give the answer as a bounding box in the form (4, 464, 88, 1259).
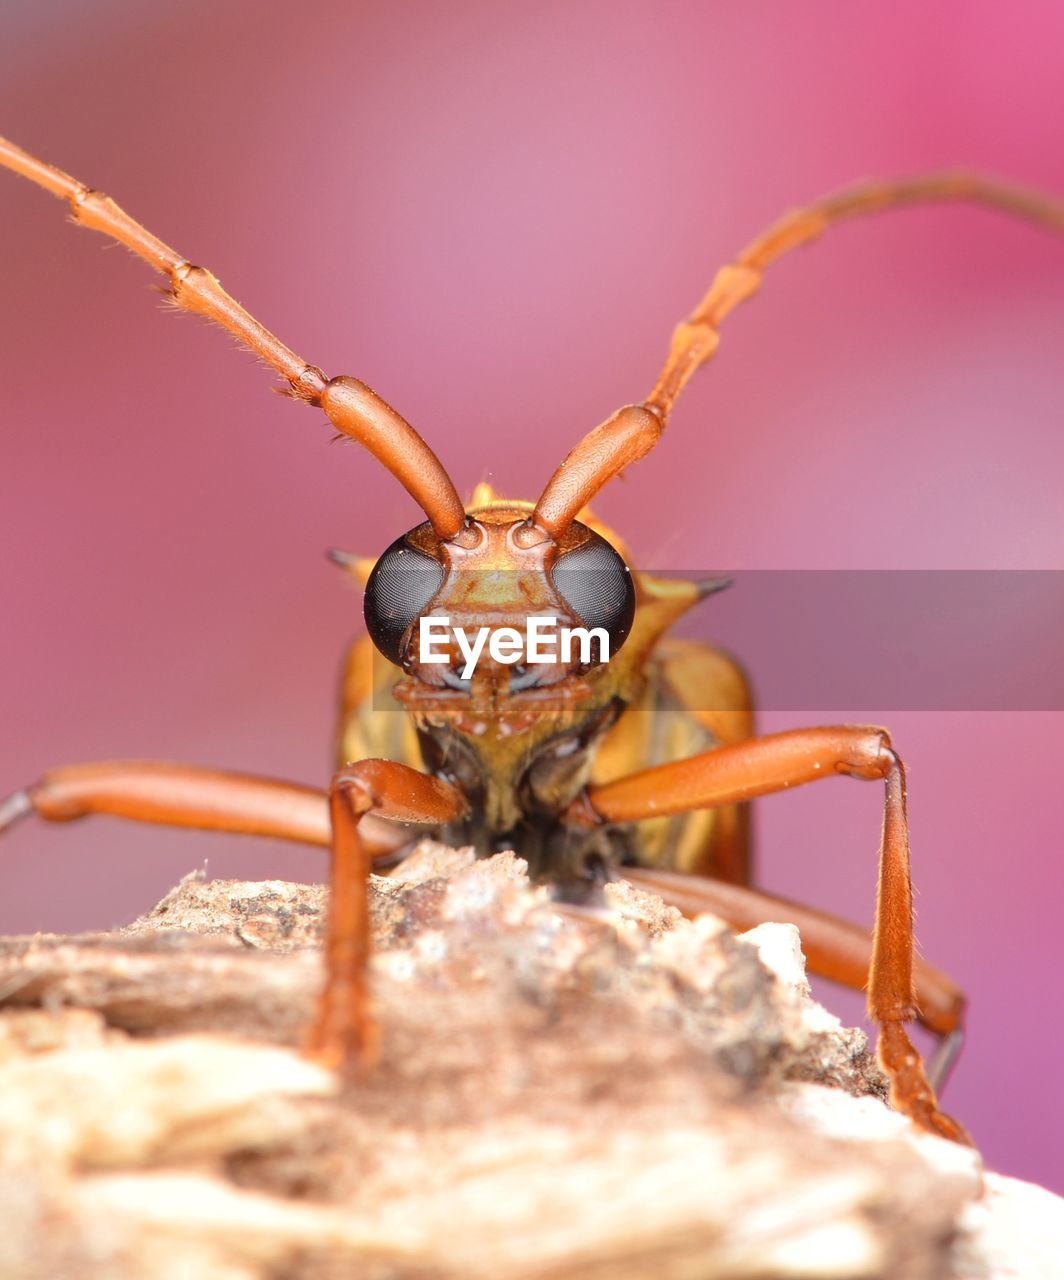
(306, 757, 468, 1070)
(927, 1029, 966, 1094)
(0, 760, 411, 860)
(1, 759, 465, 1070)
(569, 725, 972, 1145)
(619, 865, 965, 1075)
(305, 760, 468, 1070)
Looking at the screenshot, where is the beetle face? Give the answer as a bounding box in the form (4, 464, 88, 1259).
(363, 507, 635, 701)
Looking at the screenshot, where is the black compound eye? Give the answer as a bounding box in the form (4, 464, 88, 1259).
(364, 531, 445, 664)
(550, 528, 636, 659)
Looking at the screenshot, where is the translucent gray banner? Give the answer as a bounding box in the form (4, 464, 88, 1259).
(364, 570, 1064, 712)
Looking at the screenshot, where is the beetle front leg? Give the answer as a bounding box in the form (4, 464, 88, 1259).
(0, 758, 467, 1072)
(305, 760, 468, 1071)
(0, 760, 410, 860)
(568, 725, 972, 1145)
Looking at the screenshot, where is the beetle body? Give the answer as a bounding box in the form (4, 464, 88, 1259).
(3, 136, 1062, 1144)
(338, 488, 751, 886)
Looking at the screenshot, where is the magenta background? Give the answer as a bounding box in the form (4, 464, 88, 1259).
(1, 2, 1062, 1189)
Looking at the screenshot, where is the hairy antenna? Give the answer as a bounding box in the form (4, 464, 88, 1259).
(0, 137, 467, 539)
(533, 172, 1064, 540)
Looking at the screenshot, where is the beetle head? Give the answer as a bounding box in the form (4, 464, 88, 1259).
(362, 501, 635, 711)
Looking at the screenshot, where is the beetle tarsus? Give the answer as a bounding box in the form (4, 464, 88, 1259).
(928, 1027, 966, 1094)
(0, 789, 32, 835)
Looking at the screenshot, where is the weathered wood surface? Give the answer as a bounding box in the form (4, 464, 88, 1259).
(0, 845, 1058, 1279)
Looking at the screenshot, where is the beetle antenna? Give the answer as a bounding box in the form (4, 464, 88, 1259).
(0, 136, 467, 541)
(534, 171, 1064, 538)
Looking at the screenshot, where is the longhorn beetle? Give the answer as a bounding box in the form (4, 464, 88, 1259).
(2, 137, 1061, 1145)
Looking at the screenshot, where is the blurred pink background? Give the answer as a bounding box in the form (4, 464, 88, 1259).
(1, 1, 1061, 1189)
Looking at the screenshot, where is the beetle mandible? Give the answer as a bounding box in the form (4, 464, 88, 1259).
(2, 136, 1062, 1145)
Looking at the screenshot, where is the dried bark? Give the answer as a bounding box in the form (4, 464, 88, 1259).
(0, 844, 1059, 1279)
